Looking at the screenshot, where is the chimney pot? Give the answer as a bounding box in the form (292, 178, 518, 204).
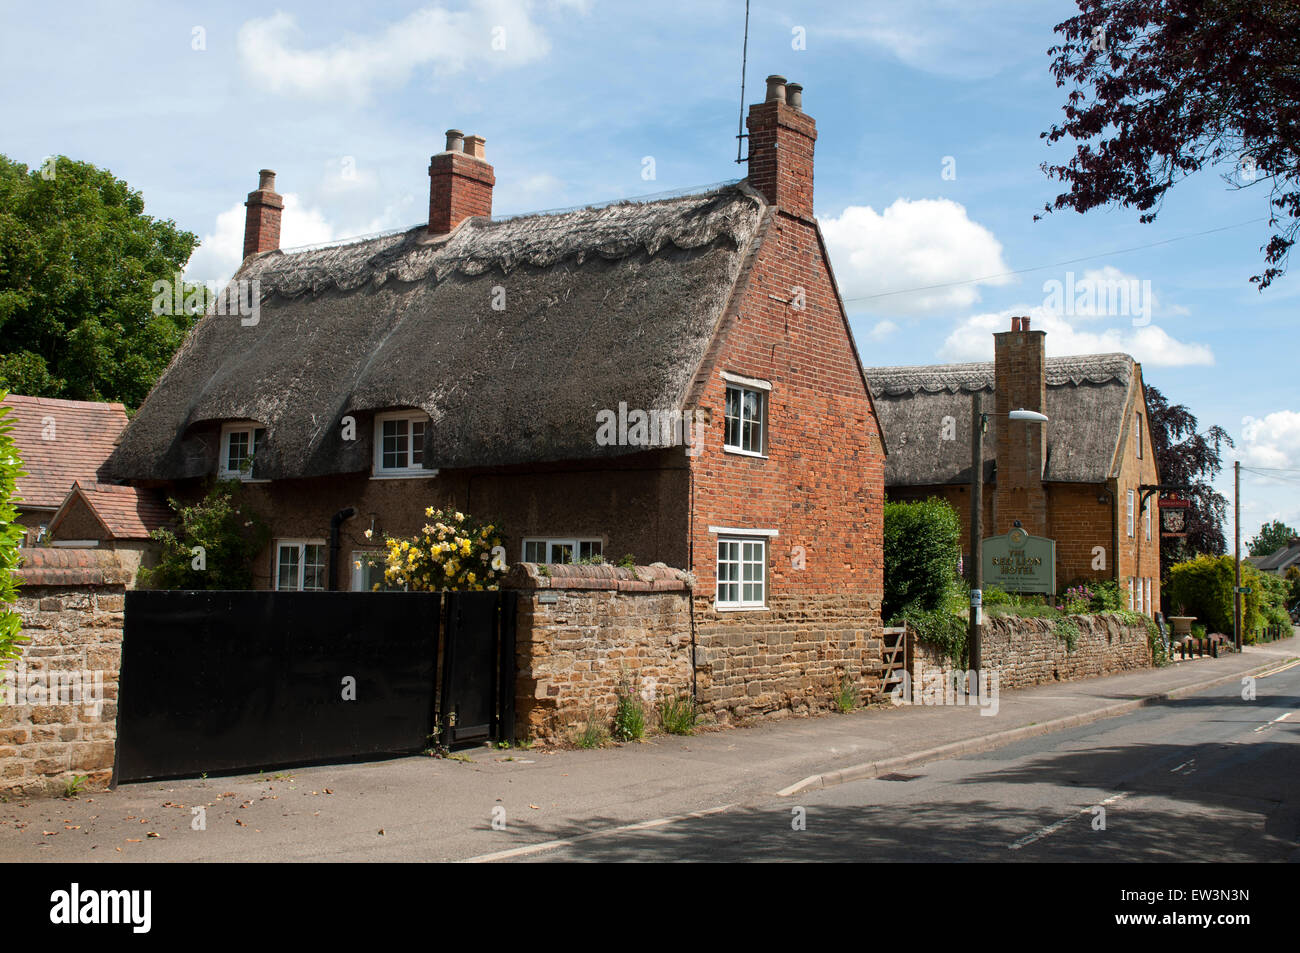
(463, 135, 486, 160)
(1022, 316, 1031, 331)
(746, 71, 818, 218)
(258, 169, 277, 191)
(444, 129, 465, 153)
(1011, 316, 1022, 331)
(765, 74, 787, 103)
(786, 83, 803, 110)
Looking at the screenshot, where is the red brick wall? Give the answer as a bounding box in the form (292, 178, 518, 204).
(243, 195, 283, 258)
(685, 208, 887, 719)
(1114, 373, 1162, 613)
(993, 326, 1048, 537)
(203, 451, 689, 590)
(745, 100, 817, 220)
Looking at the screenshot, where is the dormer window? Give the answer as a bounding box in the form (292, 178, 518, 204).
(373, 410, 430, 477)
(218, 422, 266, 480)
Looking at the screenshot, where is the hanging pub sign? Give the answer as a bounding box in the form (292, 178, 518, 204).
(983, 525, 1056, 595)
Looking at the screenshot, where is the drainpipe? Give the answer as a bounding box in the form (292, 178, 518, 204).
(329, 507, 357, 591)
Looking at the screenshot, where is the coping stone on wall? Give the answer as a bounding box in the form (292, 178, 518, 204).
(14, 548, 132, 587)
(502, 562, 694, 593)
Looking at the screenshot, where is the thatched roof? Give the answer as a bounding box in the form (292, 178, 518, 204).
(106, 184, 767, 481)
(863, 353, 1136, 485)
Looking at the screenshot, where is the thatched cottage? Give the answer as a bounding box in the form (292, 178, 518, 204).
(104, 76, 889, 702)
(864, 318, 1163, 614)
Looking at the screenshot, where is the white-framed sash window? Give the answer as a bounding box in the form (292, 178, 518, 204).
(521, 538, 603, 563)
(275, 539, 327, 591)
(219, 422, 266, 480)
(712, 528, 776, 609)
(373, 411, 430, 477)
(722, 373, 770, 457)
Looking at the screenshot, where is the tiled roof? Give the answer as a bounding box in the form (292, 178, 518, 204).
(49, 482, 173, 540)
(1, 395, 128, 509)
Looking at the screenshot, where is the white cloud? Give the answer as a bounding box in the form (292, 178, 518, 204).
(237, 1, 558, 103)
(821, 198, 1011, 316)
(868, 320, 899, 341)
(184, 194, 340, 287)
(1239, 411, 1300, 469)
(938, 306, 1215, 367)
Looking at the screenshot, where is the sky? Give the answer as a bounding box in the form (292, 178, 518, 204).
(1, 0, 1295, 545)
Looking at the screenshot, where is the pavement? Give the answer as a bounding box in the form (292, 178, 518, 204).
(1, 634, 1295, 862)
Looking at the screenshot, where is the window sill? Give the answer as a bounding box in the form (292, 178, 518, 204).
(218, 473, 270, 483)
(722, 447, 768, 459)
(371, 470, 441, 480)
(714, 604, 770, 612)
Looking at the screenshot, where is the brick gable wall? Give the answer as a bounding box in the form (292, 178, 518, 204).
(686, 209, 886, 721)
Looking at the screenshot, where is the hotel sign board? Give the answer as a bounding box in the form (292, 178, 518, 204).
(983, 527, 1056, 595)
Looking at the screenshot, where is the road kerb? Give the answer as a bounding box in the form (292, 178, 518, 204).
(775, 656, 1297, 798)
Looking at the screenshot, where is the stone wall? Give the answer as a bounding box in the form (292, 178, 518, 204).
(693, 591, 883, 724)
(912, 612, 1152, 691)
(506, 563, 886, 742)
(506, 563, 694, 744)
(1, 549, 127, 796)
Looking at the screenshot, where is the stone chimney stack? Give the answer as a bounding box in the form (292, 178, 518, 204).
(745, 75, 818, 219)
(428, 128, 495, 235)
(994, 316, 1048, 537)
(243, 169, 284, 259)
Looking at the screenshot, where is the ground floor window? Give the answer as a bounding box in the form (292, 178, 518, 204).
(521, 537, 602, 563)
(716, 535, 768, 608)
(276, 539, 327, 591)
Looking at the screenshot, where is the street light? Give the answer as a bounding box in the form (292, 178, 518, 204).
(969, 396, 1049, 694)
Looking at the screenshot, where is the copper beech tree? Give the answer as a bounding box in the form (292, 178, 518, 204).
(1039, 0, 1300, 288)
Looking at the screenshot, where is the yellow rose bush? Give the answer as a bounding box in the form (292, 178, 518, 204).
(383, 507, 506, 591)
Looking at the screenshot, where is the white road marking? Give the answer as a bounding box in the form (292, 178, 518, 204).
(1256, 659, 1300, 677)
(1253, 710, 1297, 732)
(460, 803, 738, 863)
(1008, 792, 1129, 851)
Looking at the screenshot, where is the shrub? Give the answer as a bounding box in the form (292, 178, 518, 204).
(894, 604, 968, 667)
(141, 479, 270, 590)
(383, 507, 505, 591)
(657, 694, 699, 735)
(1058, 585, 1092, 614)
(0, 395, 28, 669)
(571, 706, 609, 749)
(1054, 617, 1081, 651)
(1165, 554, 1269, 636)
(883, 498, 961, 619)
(1087, 580, 1125, 612)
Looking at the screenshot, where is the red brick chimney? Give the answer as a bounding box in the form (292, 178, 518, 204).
(428, 129, 495, 235)
(243, 169, 284, 259)
(745, 75, 817, 219)
(994, 316, 1048, 537)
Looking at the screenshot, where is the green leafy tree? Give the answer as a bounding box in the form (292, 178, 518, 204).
(0, 154, 206, 406)
(883, 498, 962, 620)
(1165, 553, 1282, 638)
(1247, 519, 1298, 557)
(0, 394, 28, 667)
(140, 481, 271, 590)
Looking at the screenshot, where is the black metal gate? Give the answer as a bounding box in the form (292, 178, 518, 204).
(115, 589, 515, 783)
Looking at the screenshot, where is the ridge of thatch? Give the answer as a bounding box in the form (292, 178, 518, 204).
(105, 183, 766, 482)
(862, 353, 1136, 485)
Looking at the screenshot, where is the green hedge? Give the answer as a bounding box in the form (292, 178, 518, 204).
(0, 394, 27, 669)
(883, 498, 961, 620)
(1165, 554, 1287, 639)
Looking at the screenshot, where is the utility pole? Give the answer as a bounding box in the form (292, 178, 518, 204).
(969, 392, 984, 686)
(1234, 460, 1242, 651)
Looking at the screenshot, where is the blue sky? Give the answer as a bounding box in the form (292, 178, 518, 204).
(2, 0, 1296, 543)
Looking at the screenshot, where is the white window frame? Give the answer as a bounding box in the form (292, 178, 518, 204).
(721, 372, 770, 458)
(1126, 489, 1135, 538)
(1135, 575, 1144, 613)
(1144, 577, 1152, 616)
(521, 537, 603, 563)
(218, 422, 267, 481)
(1135, 413, 1143, 460)
(1144, 498, 1152, 541)
(712, 528, 776, 611)
(275, 539, 327, 592)
(1128, 577, 1135, 611)
(350, 550, 405, 592)
(373, 411, 431, 478)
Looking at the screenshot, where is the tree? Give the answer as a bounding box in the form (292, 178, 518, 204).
(1039, 1, 1300, 288)
(1144, 385, 1233, 578)
(0, 394, 28, 668)
(1247, 519, 1298, 557)
(0, 154, 205, 406)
